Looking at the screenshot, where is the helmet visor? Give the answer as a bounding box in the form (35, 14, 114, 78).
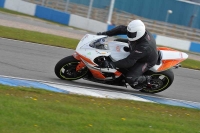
(127, 31, 137, 39)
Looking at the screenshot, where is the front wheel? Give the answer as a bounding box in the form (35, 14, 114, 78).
(140, 69, 174, 93)
(54, 55, 88, 80)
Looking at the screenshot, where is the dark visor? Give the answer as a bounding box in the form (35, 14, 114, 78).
(127, 31, 137, 38)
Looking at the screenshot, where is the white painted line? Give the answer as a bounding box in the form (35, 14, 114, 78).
(46, 83, 153, 102)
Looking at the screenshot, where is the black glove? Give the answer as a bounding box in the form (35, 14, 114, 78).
(102, 60, 116, 69)
(123, 46, 130, 52)
(97, 32, 107, 35)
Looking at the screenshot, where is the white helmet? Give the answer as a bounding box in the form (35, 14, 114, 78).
(127, 20, 145, 41)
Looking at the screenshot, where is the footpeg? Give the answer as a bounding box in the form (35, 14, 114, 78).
(146, 76, 151, 84)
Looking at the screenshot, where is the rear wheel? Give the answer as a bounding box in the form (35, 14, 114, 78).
(139, 69, 174, 93)
(54, 55, 88, 80)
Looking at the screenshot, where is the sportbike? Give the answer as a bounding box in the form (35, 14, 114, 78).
(55, 34, 188, 93)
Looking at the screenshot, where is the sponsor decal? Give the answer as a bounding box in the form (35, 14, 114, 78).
(142, 63, 147, 72)
(116, 46, 120, 52)
(87, 52, 91, 55)
(96, 50, 107, 54)
(180, 52, 183, 58)
(135, 50, 142, 53)
(147, 34, 151, 40)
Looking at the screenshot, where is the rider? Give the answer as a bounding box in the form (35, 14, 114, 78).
(97, 19, 158, 89)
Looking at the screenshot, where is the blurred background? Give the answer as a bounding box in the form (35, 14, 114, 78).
(24, 0, 200, 43)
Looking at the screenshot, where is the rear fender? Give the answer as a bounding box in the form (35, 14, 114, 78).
(152, 47, 188, 72)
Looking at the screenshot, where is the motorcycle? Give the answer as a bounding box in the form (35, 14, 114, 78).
(55, 34, 188, 93)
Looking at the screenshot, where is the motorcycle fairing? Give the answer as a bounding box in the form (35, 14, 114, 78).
(74, 34, 188, 79)
(150, 47, 188, 72)
(107, 41, 130, 61)
(74, 35, 123, 80)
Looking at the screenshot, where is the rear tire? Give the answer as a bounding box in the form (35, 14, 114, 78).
(140, 69, 174, 93)
(54, 55, 88, 80)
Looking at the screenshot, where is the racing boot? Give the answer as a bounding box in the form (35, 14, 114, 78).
(133, 76, 151, 90)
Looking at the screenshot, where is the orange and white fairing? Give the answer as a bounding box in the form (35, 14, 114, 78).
(150, 47, 188, 72)
(73, 34, 123, 80)
(73, 34, 188, 79)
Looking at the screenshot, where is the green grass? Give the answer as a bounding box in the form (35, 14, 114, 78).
(0, 25, 79, 49)
(0, 85, 200, 133)
(181, 58, 200, 70)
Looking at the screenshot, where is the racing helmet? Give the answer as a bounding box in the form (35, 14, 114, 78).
(127, 20, 145, 41)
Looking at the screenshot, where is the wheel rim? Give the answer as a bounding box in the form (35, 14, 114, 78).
(141, 74, 170, 93)
(59, 62, 88, 80)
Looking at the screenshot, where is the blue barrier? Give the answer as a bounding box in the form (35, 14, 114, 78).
(189, 42, 200, 53)
(107, 24, 115, 31)
(0, 0, 5, 7)
(152, 34, 157, 40)
(35, 5, 70, 25)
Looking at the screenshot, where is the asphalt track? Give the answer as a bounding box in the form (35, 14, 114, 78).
(0, 38, 200, 104)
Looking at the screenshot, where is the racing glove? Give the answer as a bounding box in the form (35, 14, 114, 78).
(97, 32, 107, 35)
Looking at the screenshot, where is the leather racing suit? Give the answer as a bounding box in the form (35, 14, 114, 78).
(100, 25, 158, 86)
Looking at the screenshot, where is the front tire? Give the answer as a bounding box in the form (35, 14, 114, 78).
(140, 69, 174, 93)
(54, 55, 88, 80)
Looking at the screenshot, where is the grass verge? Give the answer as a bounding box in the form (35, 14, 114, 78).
(181, 58, 200, 70)
(1, 84, 200, 133)
(0, 25, 79, 49)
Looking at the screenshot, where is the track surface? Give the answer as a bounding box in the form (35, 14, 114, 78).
(0, 38, 200, 103)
